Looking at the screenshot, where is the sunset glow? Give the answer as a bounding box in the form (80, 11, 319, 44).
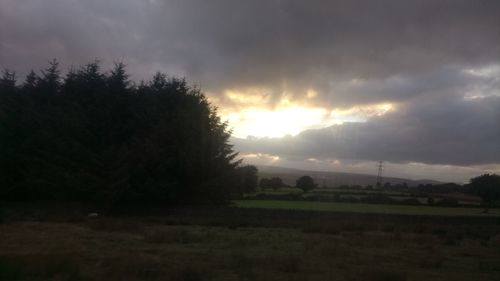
(223, 106, 328, 138)
(222, 102, 396, 138)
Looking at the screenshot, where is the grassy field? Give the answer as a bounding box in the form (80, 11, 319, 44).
(257, 188, 408, 196)
(234, 200, 500, 217)
(252, 187, 482, 207)
(1, 205, 500, 281)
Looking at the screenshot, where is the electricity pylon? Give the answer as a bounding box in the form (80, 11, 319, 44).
(376, 161, 384, 188)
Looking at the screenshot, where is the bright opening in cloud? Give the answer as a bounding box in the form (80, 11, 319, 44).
(224, 106, 328, 138)
(241, 153, 280, 162)
(215, 86, 397, 138)
(222, 102, 396, 138)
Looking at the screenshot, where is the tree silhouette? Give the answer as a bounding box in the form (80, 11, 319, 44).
(22, 70, 37, 92)
(0, 60, 243, 206)
(259, 177, 283, 190)
(236, 165, 258, 195)
(0, 69, 17, 91)
(468, 174, 500, 213)
(296, 176, 316, 193)
(259, 178, 271, 189)
(269, 177, 284, 190)
(108, 62, 130, 93)
(38, 59, 61, 96)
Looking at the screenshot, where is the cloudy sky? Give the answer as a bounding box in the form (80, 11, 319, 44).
(1, 0, 499, 182)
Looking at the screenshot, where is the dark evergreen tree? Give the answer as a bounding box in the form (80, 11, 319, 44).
(107, 62, 130, 93)
(0, 69, 17, 91)
(0, 69, 21, 199)
(0, 60, 241, 206)
(37, 59, 61, 96)
(22, 70, 38, 92)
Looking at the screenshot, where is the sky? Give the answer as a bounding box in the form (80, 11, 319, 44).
(1, 0, 500, 183)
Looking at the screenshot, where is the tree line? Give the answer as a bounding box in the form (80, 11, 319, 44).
(257, 174, 499, 211)
(259, 175, 317, 192)
(0, 60, 257, 206)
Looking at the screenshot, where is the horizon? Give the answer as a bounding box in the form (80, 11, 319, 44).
(254, 164, 452, 184)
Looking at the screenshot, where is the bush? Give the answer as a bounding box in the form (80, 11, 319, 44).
(427, 197, 435, 205)
(399, 198, 422, 205)
(340, 196, 360, 203)
(249, 193, 304, 201)
(360, 195, 395, 204)
(434, 198, 459, 207)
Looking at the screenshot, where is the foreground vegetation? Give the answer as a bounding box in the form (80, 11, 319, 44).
(234, 200, 500, 217)
(1, 206, 500, 281)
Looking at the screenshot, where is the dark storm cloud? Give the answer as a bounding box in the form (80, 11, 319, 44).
(232, 94, 500, 166)
(0, 0, 158, 76)
(1, 0, 500, 107)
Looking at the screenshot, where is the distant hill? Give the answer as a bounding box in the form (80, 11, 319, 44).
(257, 165, 441, 188)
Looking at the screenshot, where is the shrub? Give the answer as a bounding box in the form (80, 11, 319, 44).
(399, 198, 421, 205)
(427, 197, 435, 205)
(360, 195, 395, 204)
(434, 198, 459, 207)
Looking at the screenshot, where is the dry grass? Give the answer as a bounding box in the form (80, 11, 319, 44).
(0, 207, 499, 281)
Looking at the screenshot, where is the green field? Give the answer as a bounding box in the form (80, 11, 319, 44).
(234, 200, 500, 217)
